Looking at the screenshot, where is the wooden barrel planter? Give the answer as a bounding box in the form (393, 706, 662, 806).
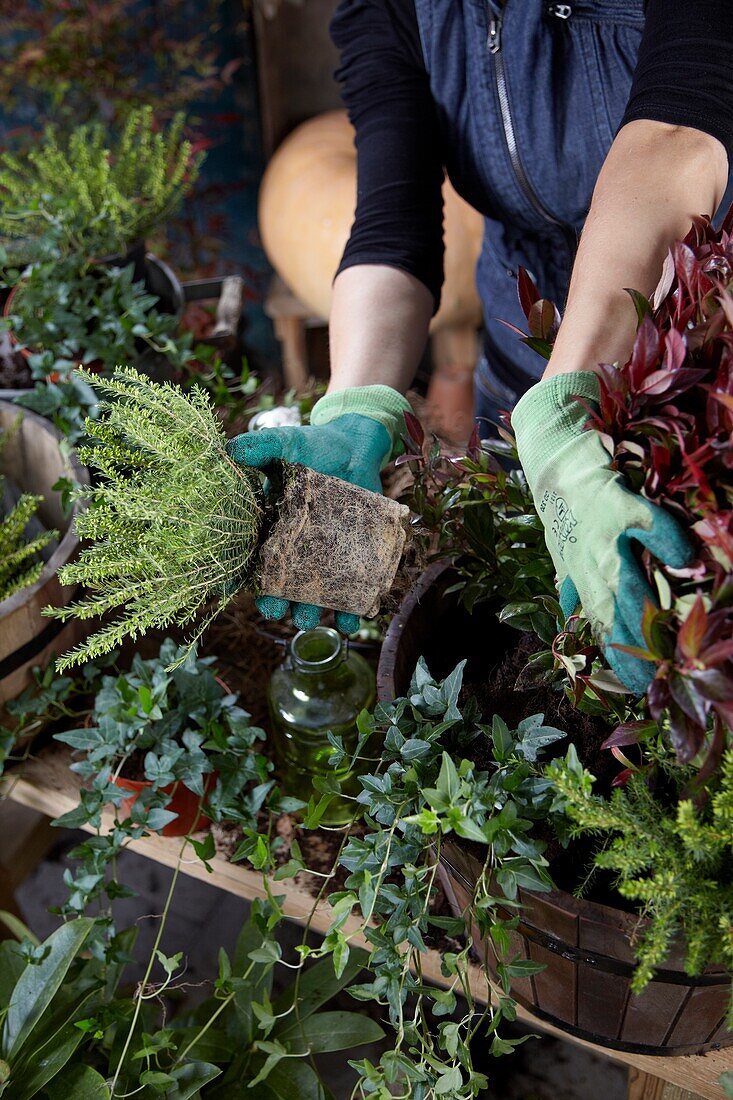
(377, 561, 733, 1057)
(0, 402, 89, 725)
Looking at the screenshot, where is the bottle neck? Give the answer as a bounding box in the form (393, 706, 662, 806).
(290, 627, 345, 673)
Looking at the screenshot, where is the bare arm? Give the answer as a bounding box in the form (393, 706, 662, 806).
(327, 264, 434, 395)
(545, 120, 729, 380)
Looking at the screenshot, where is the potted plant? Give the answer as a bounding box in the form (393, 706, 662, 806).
(377, 210, 733, 1055)
(43, 367, 410, 670)
(53, 638, 272, 838)
(0, 220, 195, 439)
(0, 108, 202, 266)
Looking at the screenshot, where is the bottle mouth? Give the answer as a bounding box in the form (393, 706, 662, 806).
(291, 627, 343, 670)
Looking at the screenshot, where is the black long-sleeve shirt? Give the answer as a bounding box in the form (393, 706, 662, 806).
(331, 0, 733, 310)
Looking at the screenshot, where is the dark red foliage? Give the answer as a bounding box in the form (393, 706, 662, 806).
(588, 212, 733, 767)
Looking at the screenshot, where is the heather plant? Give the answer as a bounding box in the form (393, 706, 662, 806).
(44, 367, 263, 669)
(0, 109, 203, 259)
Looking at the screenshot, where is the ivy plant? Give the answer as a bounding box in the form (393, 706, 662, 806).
(51, 639, 283, 919)
(277, 658, 567, 1100)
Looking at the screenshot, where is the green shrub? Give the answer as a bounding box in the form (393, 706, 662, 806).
(0, 107, 202, 258)
(45, 367, 262, 669)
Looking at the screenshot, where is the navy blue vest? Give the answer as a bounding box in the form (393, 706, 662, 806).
(413, 0, 733, 411)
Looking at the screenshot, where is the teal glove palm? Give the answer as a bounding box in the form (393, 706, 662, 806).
(512, 372, 692, 692)
(226, 385, 412, 633)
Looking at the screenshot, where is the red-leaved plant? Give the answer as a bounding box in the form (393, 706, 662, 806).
(515, 209, 733, 773)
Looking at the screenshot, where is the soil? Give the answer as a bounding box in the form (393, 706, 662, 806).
(211, 813, 367, 900)
(119, 749, 148, 782)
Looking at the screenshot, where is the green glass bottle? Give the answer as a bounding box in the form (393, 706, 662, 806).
(268, 627, 376, 826)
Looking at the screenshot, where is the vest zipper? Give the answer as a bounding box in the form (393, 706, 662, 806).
(488, 11, 577, 256)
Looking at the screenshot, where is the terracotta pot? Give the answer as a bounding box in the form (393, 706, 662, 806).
(113, 772, 216, 838)
(109, 673, 231, 838)
(377, 562, 733, 1056)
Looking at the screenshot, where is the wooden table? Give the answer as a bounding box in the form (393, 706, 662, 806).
(2, 745, 731, 1100)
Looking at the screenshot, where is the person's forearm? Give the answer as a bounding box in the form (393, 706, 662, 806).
(544, 120, 729, 380)
(328, 264, 434, 394)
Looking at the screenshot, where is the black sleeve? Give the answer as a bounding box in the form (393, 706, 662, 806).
(330, 0, 445, 311)
(619, 0, 733, 165)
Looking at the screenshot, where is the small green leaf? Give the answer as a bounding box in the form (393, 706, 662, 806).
(333, 934, 350, 980)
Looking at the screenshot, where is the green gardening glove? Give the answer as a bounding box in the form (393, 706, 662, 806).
(512, 372, 692, 692)
(226, 385, 412, 633)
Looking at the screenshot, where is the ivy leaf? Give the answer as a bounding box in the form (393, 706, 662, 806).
(333, 933, 350, 979)
(435, 753, 460, 804)
(155, 949, 182, 978)
(249, 1040, 287, 1087)
(190, 831, 215, 871)
(302, 795, 333, 829)
(140, 1070, 175, 1091)
(435, 1066, 463, 1095)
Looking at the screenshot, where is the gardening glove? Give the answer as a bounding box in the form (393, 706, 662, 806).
(512, 371, 692, 692)
(226, 384, 412, 633)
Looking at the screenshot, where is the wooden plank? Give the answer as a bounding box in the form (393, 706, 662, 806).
(628, 1067, 708, 1100)
(2, 746, 732, 1099)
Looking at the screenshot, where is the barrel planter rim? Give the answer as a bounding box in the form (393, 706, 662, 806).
(378, 561, 733, 1055)
(376, 557, 453, 702)
(0, 400, 89, 622)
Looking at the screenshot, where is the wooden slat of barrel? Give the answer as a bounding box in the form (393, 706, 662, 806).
(0, 620, 87, 712)
(0, 403, 88, 714)
(666, 985, 730, 1049)
(528, 940, 579, 1025)
(576, 963, 629, 1040)
(619, 980, 691, 1049)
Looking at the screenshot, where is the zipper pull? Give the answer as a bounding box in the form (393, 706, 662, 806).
(548, 3, 572, 17)
(488, 14, 502, 53)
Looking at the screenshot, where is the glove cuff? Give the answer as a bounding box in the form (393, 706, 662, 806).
(512, 371, 601, 483)
(311, 385, 413, 453)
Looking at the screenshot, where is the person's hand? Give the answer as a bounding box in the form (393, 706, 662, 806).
(512, 372, 692, 692)
(226, 384, 412, 633)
